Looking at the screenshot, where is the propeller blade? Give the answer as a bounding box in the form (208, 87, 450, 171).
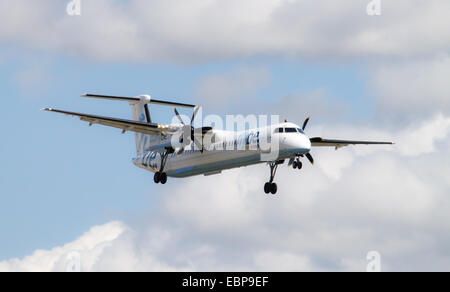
(174, 108, 185, 125)
(193, 136, 204, 152)
(191, 106, 200, 125)
(302, 117, 310, 131)
(305, 153, 314, 165)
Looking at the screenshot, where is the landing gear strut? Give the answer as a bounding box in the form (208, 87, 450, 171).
(264, 162, 279, 195)
(154, 150, 170, 185)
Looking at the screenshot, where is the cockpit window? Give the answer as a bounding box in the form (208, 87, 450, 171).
(285, 128, 297, 133)
(275, 127, 304, 133)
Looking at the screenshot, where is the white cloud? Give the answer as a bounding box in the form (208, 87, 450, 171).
(0, 221, 193, 272)
(0, 221, 126, 272)
(2, 0, 448, 124)
(309, 113, 450, 158)
(2, 114, 449, 272)
(316, 148, 355, 181)
(396, 114, 450, 156)
(371, 55, 450, 117)
(1, 1, 450, 62)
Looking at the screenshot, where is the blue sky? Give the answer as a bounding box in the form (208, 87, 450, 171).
(0, 47, 370, 260)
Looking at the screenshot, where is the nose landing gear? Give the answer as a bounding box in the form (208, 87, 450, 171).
(289, 156, 304, 170)
(292, 159, 303, 170)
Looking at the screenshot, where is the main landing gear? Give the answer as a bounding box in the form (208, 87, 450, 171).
(154, 150, 169, 185)
(264, 161, 280, 195)
(154, 171, 167, 184)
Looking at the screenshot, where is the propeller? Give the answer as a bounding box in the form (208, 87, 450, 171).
(174, 108, 186, 125)
(305, 153, 314, 165)
(302, 116, 310, 131)
(299, 117, 315, 165)
(173, 106, 208, 152)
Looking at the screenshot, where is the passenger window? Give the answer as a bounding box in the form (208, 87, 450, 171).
(274, 128, 284, 133)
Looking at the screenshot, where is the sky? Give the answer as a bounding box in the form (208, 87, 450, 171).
(0, 0, 449, 271)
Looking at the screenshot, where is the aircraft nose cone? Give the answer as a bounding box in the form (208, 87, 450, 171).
(303, 134, 312, 150)
(282, 134, 311, 151)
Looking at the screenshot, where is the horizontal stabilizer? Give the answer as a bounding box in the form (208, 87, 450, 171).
(82, 94, 196, 108)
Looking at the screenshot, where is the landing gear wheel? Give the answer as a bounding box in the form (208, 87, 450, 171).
(264, 182, 271, 194)
(154, 150, 170, 185)
(270, 183, 278, 195)
(293, 159, 303, 170)
(160, 173, 168, 185)
(264, 162, 279, 195)
(154, 172, 161, 184)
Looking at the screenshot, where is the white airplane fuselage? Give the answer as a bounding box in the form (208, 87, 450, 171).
(132, 122, 311, 178)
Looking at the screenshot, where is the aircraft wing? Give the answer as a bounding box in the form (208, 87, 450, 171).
(310, 137, 394, 149)
(43, 108, 178, 135)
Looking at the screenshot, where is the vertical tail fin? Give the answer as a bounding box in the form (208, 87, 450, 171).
(131, 95, 154, 156)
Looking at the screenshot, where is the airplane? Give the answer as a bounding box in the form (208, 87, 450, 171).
(43, 94, 394, 195)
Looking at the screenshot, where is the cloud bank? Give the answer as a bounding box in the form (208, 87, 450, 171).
(1, 0, 450, 62)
